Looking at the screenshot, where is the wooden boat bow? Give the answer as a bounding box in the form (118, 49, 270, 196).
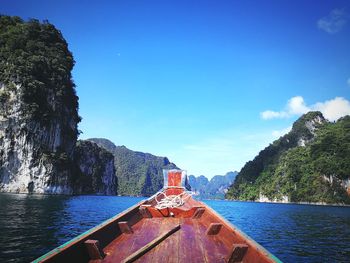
(34, 169, 282, 263)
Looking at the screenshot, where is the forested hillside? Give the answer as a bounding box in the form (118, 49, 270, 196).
(226, 112, 350, 204)
(88, 138, 178, 196)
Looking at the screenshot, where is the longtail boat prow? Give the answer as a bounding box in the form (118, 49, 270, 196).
(34, 169, 282, 263)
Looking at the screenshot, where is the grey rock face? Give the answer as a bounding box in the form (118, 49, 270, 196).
(0, 83, 77, 194)
(73, 140, 117, 195)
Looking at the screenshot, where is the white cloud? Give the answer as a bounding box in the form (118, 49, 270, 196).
(261, 96, 309, 120)
(260, 110, 287, 120)
(317, 9, 348, 34)
(313, 97, 350, 122)
(286, 96, 309, 115)
(261, 96, 350, 122)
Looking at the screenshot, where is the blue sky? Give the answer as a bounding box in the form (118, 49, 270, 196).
(1, 1, 350, 178)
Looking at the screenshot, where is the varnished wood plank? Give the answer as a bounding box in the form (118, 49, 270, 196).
(206, 223, 223, 235)
(118, 221, 133, 234)
(122, 224, 181, 263)
(178, 218, 207, 263)
(103, 218, 166, 262)
(141, 218, 180, 263)
(102, 219, 148, 262)
(84, 239, 105, 260)
(227, 244, 248, 263)
(195, 221, 227, 263)
(123, 218, 163, 263)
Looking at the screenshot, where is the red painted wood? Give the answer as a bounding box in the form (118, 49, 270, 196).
(167, 170, 182, 187)
(164, 188, 184, 196)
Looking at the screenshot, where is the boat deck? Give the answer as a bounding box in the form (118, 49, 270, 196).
(95, 217, 228, 263)
(35, 170, 281, 263)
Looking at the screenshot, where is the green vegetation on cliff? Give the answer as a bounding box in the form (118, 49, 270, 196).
(226, 112, 350, 204)
(0, 15, 80, 126)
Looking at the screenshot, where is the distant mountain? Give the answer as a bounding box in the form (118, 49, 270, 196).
(88, 138, 178, 196)
(226, 112, 350, 204)
(189, 171, 238, 199)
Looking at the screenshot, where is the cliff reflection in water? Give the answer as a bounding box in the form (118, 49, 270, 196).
(0, 193, 69, 262)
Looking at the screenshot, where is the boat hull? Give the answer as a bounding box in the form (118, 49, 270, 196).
(34, 195, 282, 263)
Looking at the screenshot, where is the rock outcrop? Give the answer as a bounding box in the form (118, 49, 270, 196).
(0, 16, 181, 196)
(0, 16, 80, 194)
(88, 138, 178, 196)
(73, 140, 117, 195)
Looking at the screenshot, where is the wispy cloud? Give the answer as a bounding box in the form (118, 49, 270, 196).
(261, 110, 288, 120)
(313, 97, 350, 122)
(261, 96, 350, 122)
(347, 78, 350, 86)
(317, 9, 348, 34)
(261, 96, 309, 120)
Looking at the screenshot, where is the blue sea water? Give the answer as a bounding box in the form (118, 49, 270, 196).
(0, 193, 349, 263)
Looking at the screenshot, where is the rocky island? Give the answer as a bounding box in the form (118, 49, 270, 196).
(0, 16, 178, 195)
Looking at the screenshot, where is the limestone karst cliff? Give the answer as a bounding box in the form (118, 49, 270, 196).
(188, 172, 237, 199)
(0, 16, 232, 197)
(0, 16, 80, 194)
(0, 16, 121, 195)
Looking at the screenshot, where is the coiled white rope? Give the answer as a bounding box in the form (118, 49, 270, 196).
(154, 190, 194, 209)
